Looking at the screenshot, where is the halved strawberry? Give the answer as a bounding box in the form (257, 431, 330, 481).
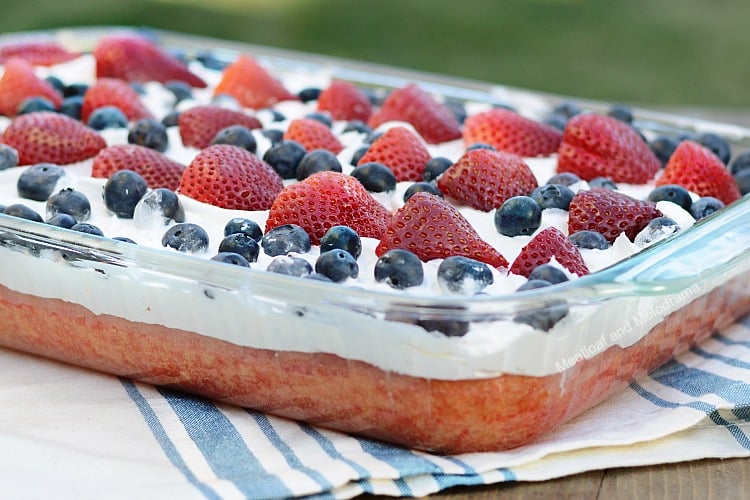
(93, 34, 207, 88)
(509, 227, 589, 277)
(0, 58, 62, 116)
(557, 113, 660, 184)
(265, 170, 391, 244)
(81, 78, 153, 123)
(568, 188, 662, 242)
(213, 54, 298, 109)
(367, 83, 461, 144)
(282, 118, 344, 154)
(462, 108, 562, 157)
(317, 80, 372, 122)
(356, 126, 431, 182)
(91, 144, 185, 191)
(178, 105, 263, 149)
(0, 40, 78, 66)
(436, 148, 538, 211)
(656, 140, 741, 205)
(375, 191, 508, 269)
(178, 144, 283, 211)
(1, 112, 106, 165)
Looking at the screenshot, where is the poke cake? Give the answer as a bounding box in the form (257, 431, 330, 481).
(0, 27, 748, 453)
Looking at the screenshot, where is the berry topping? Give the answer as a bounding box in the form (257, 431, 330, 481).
(71, 222, 104, 236)
(0, 58, 63, 117)
(422, 156, 452, 182)
(4, 203, 43, 222)
(81, 78, 153, 123)
(92, 144, 185, 191)
(213, 54, 298, 109)
(46, 188, 91, 222)
(266, 255, 313, 277)
(649, 136, 680, 167)
(319, 225, 362, 259)
(513, 279, 569, 331)
(17, 163, 66, 201)
(211, 252, 250, 267)
(509, 227, 589, 278)
(177, 105, 262, 149)
(437, 256, 494, 295)
(315, 249, 359, 283)
(295, 149, 343, 180)
(128, 118, 169, 152)
(530, 183, 575, 211)
(690, 197, 724, 220)
(462, 108, 563, 157)
(218, 233, 261, 263)
(282, 118, 344, 154)
(261, 224, 312, 256)
(494, 196, 543, 237)
(0, 144, 19, 170)
(350, 162, 397, 193)
(103, 170, 148, 218)
(403, 181, 443, 202)
(210, 125, 257, 154)
(87, 106, 129, 130)
(568, 230, 610, 250)
(224, 217, 263, 240)
(634, 216, 680, 248)
(696, 132, 731, 165)
(647, 184, 693, 211)
(17, 96, 57, 115)
(356, 126, 431, 182)
(374, 249, 424, 290)
(263, 140, 307, 179)
(317, 80, 372, 122)
(162, 223, 210, 253)
(133, 188, 185, 227)
(528, 263, 569, 284)
(0, 39, 78, 66)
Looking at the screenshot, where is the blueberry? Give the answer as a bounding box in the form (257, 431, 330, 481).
(196, 52, 229, 71)
(305, 111, 333, 128)
(210, 125, 257, 153)
(17, 96, 56, 115)
(210, 252, 250, 267)
(17, 163, 66, 201)
(218, 232, 260, 263)
(45, 75, 65, 94)
(568, 230, 610, 250)
(305, 272, 335, 283)
(0, 144, 19, 170)
(364, 131, 382, 144)
(268, 109, 286, 122)
(263, 140, 306, 179)
(164, 80, 193, 104)
(59, 95, 84, 120)
(349, 145, 369, 166)
(513, 279, 568, 331)
(46, 188, 91, 222)
(319, 225, 362, 259)
(162, 223, 210, 253)
(63, 83, 89, 98)
(298, 87, 321, 102)
(546, 172, 581, 186)
(314, 249, 359, 282)
(466, 142, 495, 151)
(437, 256, 494, 294)
(647, 184, 692, 211)
(103, 170, 148, 218)
(528, 264, 569, 284)
(445, 98, 467, 124)
(634, 216, 680, 248)
(128, 118, 169, 152)
(733, 169, 750, 196)
(4, 204, 43, 222)
(607, 103, 633, 124)
(422, 156, 452, 182)
(224, 217, 263, 241)
(70, 222, 105, 237)
(161, 110, 181, 128)
(403, 182, 443, 202)
(46, 213, 78, 229)
(112, 236, 137, 244)
(133, 188, 185, 226)
(296, 149, 342, 180)
(697, 132, 731, 164)
(494, 196, 542, 237)
(266, 255, 313, 277)
(530, 183, 574, 210)
(690, 197, 725, 220)
(417, 319, 469, 337)
(551, 101, 581, 119)
(350, 162, 397, 192)
(342, 120, 372, 135)
(261, 224, 312, 256)
(374, 249, 424, 289)
(262, 128, 284, 145)
(87, 106, 128, 130)
(589, 177, 617, 190)
(730, 151, 750, 176)
(543, 113, 568, 131)
(649, 136, 680, 167)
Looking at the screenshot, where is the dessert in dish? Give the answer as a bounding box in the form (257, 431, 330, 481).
(0, 27, 749, 453)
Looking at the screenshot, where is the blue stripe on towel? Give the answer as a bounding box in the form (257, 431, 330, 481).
(712, 331, 750, 349)
(690, 346, 750, 370)
(649, 361, 750, 406)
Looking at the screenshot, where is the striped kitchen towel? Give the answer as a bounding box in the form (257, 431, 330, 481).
(2, 315, 750, 499)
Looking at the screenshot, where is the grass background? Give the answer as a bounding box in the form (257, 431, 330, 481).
(3, 0, 748, 111)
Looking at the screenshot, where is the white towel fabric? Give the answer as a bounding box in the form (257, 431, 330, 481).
(2, 315, 750, 499)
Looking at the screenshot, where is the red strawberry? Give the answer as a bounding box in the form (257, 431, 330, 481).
(436, 148, 538, 211)
(178, 105, 262, 149)
(509, 227, 589, 277)
(557, 113, 660, 184)
(462, 108, 562, 157)
(81, 78, 153, 123)
(656, 140, 741, 205)
(91, 144, 185, 191)
(0, 40, 78, 66)
(265, 170, 391, 244)
(0, 58, 62, 116)
(317, 80, 372, 122)
(93, 34, 206, 88)
(375, 191, 509, 268)
(367, 83, 461, 144)
(1, 112, 106, 165)
(356, 126, 431, 182)
(213, 54, 298, 109)
(282, 118, 344, 154)
(178, 144, 283, 211)
(568, 188, 662, 242)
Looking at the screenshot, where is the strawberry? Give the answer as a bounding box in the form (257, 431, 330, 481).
(568, 188, 662, 242)
(375, 191, 509, 268)
(656, 140, 741, 205)
(213, 54, 297, 109)
(282, 118, 344, 154)
(356, 126, 431, 182)
(0, 58, 62, 116)
(265, 170, 391, 244)
(316, 79, 372, 122)
(436, 148, 538, 211)
(91, 144, 185, 191)
(367, 83, 461, 144)
(81, 78, 153, 123)
(178, 144, 283, 211)
(557, 113, 660, 184)
(462, 108, 562, 157)
(177, 105, 262, 149)
(0, 40, 78, 66)
(509, 227, 589, 277)
(93, 34, 206, 88)
(1, 112, 106, 165)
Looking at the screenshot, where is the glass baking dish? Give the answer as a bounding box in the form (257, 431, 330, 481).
(0, 27, 749, 454)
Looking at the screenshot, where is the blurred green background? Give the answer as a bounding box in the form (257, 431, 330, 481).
(5, 0, 748, 112)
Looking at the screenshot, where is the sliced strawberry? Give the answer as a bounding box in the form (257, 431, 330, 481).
(178, 105, 263, 149)
(356, 126, 431, 182)
(436, 148, 538, 211)
(81, 78, 153, 123)
(178, 144, 283, 211)
(317, 79, 372, 122)
(0, 58, 62, 116)
(93, 34, 206, 88)
(462, 108, 562, 157)
(557, 113, 660, 184)
(568, 188, 662, 242)
(656, 140, 741, 205)
(509, 227, 589, 277)
(0, 40, 78, 66)
(91, 144, 185, 191)
(375, 191, 508, 269)
(282, 118, 344, 154)
(1, 112, 106, 165)
(265, 170, 391, 244)
(367, 83, 461, 144)
(213, 54, 297, 109)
